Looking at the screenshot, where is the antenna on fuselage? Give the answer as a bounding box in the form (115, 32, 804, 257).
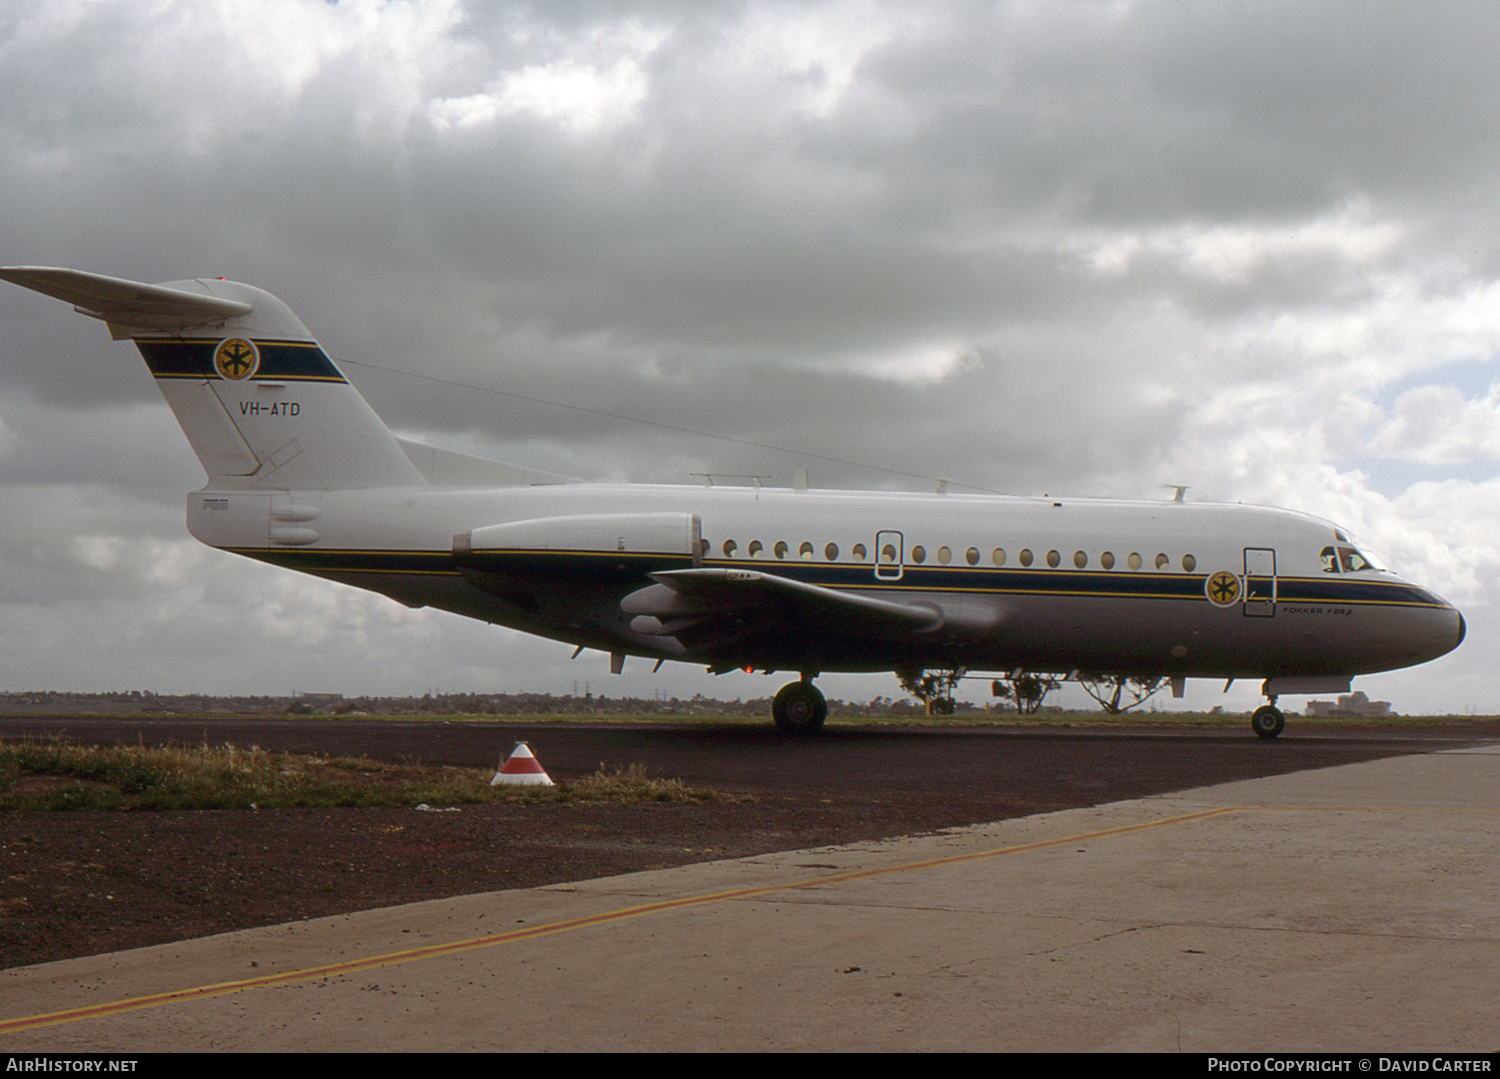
(1162, 484, 1189, 503)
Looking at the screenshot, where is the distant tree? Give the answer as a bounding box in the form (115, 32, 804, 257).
(1078, 675, 1163, 714)
(991, 673, 1060, 714)
(896, 667, 964, 715)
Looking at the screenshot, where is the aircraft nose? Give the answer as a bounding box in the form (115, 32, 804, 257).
(1395, 588, 1466, 667)
(1426, 599, 1466, 662)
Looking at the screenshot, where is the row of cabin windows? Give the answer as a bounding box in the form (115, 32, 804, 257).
(711, 538, 1197, 573)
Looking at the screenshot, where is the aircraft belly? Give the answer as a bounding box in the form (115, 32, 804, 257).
(256, 554, 1462, 681)
(724, 592, 1441, 679)
(983, 595, 1297, 677)
(977, 593, 1457, 678)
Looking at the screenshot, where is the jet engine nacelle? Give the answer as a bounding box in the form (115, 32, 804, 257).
(453, 512, 702, 560)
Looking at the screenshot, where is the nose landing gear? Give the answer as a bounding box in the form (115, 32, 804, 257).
(1250, 699, 1286, 740)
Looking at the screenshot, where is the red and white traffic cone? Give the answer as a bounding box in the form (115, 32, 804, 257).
(490, 741, 555, 786)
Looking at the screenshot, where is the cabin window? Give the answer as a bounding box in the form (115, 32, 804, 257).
(937, 546, 952, 565)
(1101, 551, 1115, 570)
(701, 539, 710, 556)
(1155, 553, 1169, 570)
(1019, 548, 1033, 567)
(825, 542, 839, 561)
(1128, 552, 1142, 570)
(853, 543, 867, 561)
(992, 548, 1006, 566)
(1181, 553, 1196, 572)
(967, 547, 980, 565)
(774, 540, 788, 559)
(1074, 550, 1088, 569)
(911, 545, 927, 564)
(799, 541, 814, 560)
(748, 540, 763, 558)
(723, 539, 737, 557)
(881, 543, 898, 563)
(1046, 549, 1061, 568)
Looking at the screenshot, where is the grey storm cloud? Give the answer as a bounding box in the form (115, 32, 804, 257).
(0, 0, 1496, 710)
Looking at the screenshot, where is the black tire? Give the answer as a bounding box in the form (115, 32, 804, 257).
(772, 681, 827, 734)
(1250, 705, 1285, 740)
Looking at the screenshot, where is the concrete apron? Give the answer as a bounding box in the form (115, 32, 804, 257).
(4, 745, 1498, 1052)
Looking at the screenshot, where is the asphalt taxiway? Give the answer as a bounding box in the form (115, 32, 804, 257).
(3, 740, 1497, 1052)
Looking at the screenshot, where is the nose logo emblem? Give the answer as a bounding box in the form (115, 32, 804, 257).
(1206, 570, 1240, 607)
(214, 337, 260, 381)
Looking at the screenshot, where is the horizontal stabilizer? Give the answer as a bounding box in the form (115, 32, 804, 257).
(0, 266, 252, 331)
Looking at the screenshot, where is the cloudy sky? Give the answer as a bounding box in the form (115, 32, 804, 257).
(1, 0, 1496, 714)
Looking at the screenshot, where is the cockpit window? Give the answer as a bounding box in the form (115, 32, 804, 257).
(1321, 544, 1380, 573)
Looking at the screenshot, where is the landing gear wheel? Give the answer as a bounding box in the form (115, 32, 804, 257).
(1250, 705, 1286, 740)
(773, 681, 827, 734)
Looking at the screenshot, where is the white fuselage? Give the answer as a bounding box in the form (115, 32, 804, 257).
(185, 480, 1465, 683)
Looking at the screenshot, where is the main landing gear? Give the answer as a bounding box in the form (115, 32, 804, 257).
(772, 675, 827, 734)
(1250, 699, 1286, 740)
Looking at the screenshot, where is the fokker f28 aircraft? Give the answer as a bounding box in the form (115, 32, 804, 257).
(1, 267, 1466, 738)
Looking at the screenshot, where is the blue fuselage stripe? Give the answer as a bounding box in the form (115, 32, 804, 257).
(136, 339, 346, 382)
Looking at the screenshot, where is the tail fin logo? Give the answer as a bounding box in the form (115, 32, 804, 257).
(214, 337, 260, 381)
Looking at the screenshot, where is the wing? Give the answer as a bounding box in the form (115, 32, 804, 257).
(621, 568, 953, 657)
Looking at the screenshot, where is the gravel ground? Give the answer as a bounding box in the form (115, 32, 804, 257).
(0, 789, 1066, 970)
(5, 716, 1496, 971)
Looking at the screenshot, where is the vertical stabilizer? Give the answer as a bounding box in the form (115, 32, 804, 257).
(0, 268, 425, 491)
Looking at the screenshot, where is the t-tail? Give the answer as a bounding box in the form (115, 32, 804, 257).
(0, 267, 425, 491)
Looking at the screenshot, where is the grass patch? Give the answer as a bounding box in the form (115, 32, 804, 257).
(0, 738, 727, 811)
(565, 762, 712, 803)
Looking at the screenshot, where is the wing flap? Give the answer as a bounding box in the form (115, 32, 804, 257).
(0, 266, 252, 331)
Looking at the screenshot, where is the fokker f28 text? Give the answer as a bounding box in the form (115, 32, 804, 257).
(0, 267, 1466, 737)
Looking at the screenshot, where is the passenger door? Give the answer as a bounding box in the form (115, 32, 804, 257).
(1243, 548, 1276, 618)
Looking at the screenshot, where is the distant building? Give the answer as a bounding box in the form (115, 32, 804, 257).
(1305, 691, 1392, 717)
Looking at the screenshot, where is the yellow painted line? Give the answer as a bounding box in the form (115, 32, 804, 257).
(1245, 804, 1500, 816)
(147, 338, 323, 347)
(0, 806, 1239, 1034)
